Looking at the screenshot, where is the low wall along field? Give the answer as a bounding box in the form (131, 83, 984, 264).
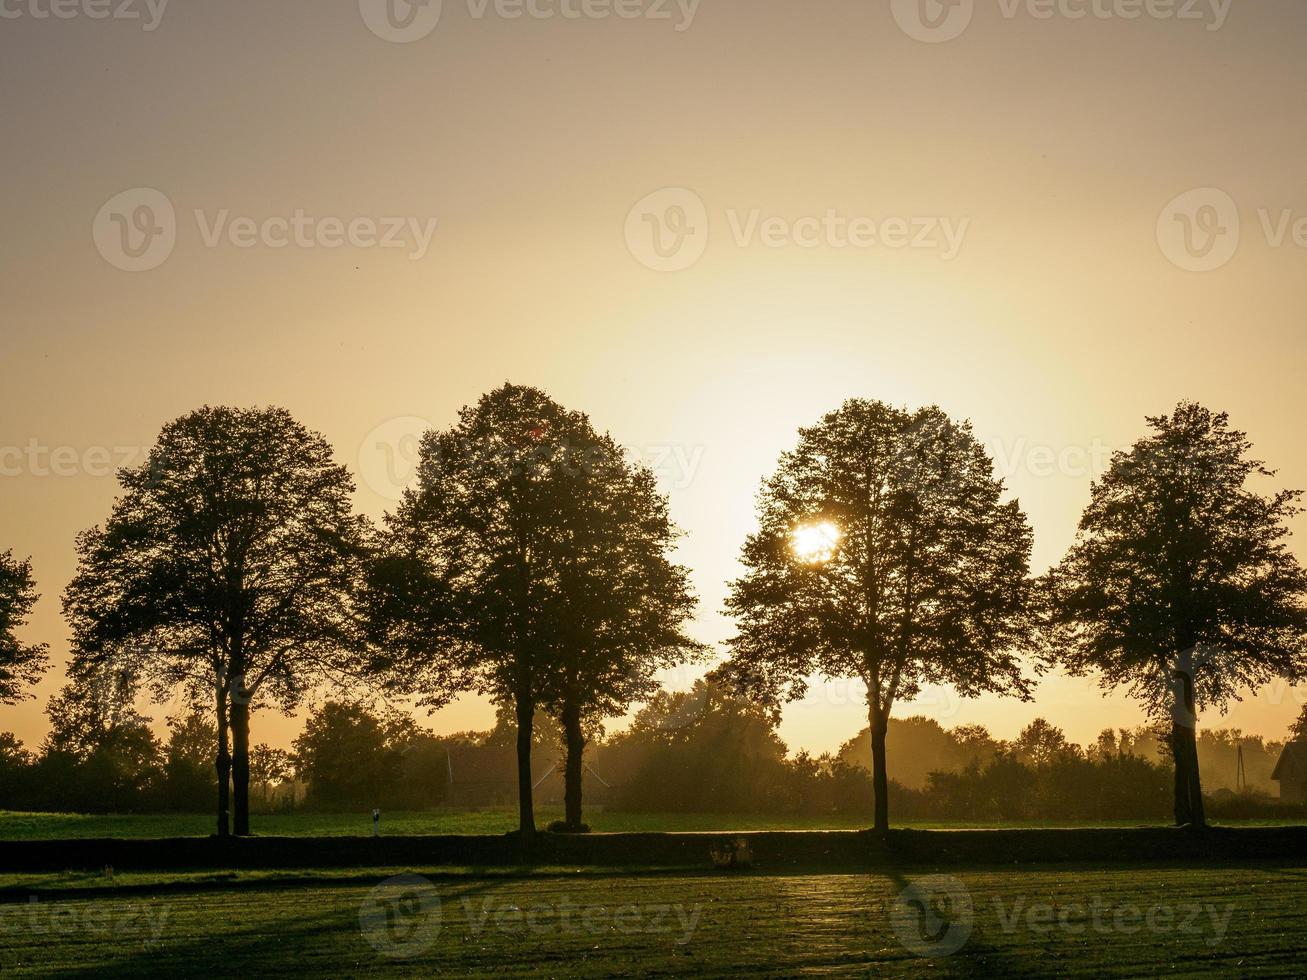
(4, 826, 1307, 874)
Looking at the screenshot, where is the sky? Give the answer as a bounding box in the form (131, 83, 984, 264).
(3, 0, 1307, 758)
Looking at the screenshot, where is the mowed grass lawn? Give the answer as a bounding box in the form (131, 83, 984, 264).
(3, 809, 1299, 839)
(1, 863, 1305, 976)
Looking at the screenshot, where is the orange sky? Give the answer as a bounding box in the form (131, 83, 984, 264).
(3, 0, 1307, 756)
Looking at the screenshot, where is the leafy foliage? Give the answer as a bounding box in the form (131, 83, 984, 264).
(1046, 402, 1307, 715)
(1290, 705, 1307, 743)
(292, 701, 413, 809)
(371, 383, 702, 832)
(0, 551, 49, 704)
(717, 399, 1037, 829)
(63, 406, 372, 712)
(61, 406, 373, 832)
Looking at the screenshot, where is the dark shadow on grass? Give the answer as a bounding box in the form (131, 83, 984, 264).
(6, 852, 1307, 907)
(44, 877, 516, 980)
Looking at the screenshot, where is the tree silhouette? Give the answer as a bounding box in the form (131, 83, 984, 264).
(1290, 705, 1307, 744)
(608, 679, 790, 814)
(42, 665, 162, 809)
(718, 399, 1037, 833)
(0, 551, 49, 704)
(1012, 718, 1075, 768)
(292, 701, 410, 810)
(537, 430, 702, 831)
(63, 406, 370, 835)
(370, 384, 699, 837)
(1046, 403, 1307, 828)
(44, 663, 151, 759)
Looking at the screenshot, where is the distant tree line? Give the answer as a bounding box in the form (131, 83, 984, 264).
(2, 390, 1305, 836)
(2, 684, 1301, 822)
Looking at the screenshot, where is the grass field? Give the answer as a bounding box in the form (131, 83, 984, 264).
(1, 862, 1304, 976)
(3, 809, 1299, 840)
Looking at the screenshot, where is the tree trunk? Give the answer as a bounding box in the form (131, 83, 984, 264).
(1169, 652, 1206, 829)
(515, 696, 536, 839)
(870, 708, 890, 836)
(215, 689, 231, 839)
(1176, 721, 1197, 831)
(1171, 723, 1192, 826)
(231, 688, 251, 837)
(1176, 723, 1206, 829)
(562, 701, 585, 831)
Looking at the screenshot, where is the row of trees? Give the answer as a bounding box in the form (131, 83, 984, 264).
(716, 400, 1307, 831)
(46, 387, 699, 839)
(3, 389, 1305, 837)
(8, 682, 1297, 821)
(608, 688, 1254, 821)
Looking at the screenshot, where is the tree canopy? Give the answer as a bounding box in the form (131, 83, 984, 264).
(718, 399, 1037, 831)
(535, 421, 703, 829)
(371, 383, 701, 835)
(1046, 402, 1307, 826)
(0, 551, 49, 704)
(62, 405, 372, 834)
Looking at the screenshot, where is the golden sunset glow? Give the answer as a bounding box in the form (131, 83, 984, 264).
(3, 4, 1307, 764)
(791, 522, 842, 565)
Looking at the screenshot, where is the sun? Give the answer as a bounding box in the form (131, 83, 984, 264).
(790, 521, 841, 564)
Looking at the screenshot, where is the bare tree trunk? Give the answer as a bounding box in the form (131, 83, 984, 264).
(215, 689, 230, 839)
(870, 706, 890, 836)
(1171, 723, 1192, 826)
(562, 701, 585, 831)
(231, 686, 251, 837)
(515, 696, 536, 839)
(1169, 651, 1206, 829)
(1180, 724, 1206, 828)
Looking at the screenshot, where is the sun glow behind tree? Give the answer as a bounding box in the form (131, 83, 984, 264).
(790, 522, 842, 565)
